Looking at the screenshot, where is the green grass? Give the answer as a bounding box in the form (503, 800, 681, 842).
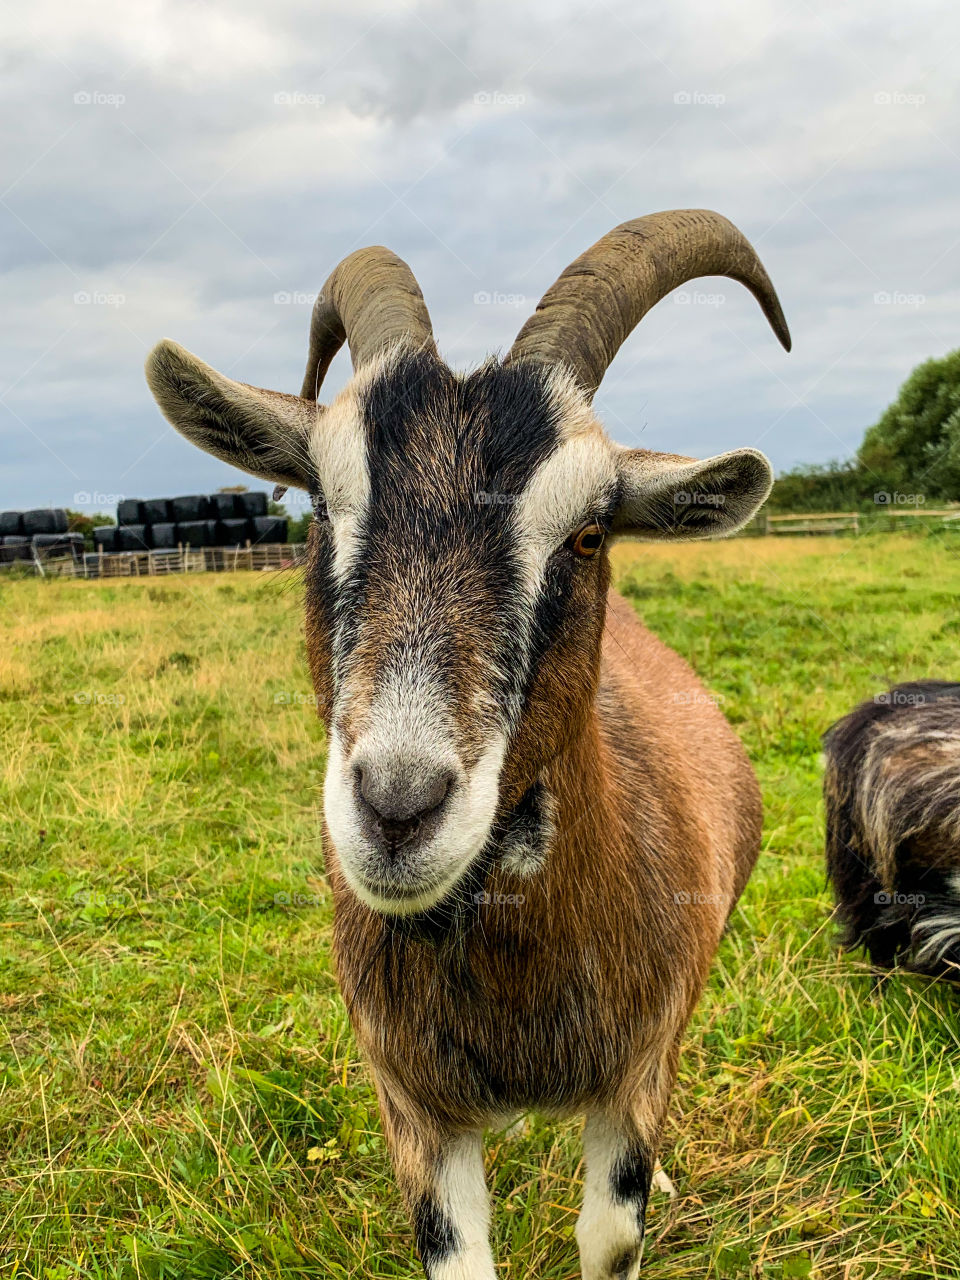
(1, 532, 959, 1279)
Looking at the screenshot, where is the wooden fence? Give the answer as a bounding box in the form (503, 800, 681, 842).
(2, 542, 309, 579)
(753, 507, 960, 537)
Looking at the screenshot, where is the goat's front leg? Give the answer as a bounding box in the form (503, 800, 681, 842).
(577, 1109, 658, 1280)
(377, 1085, 495, 1280)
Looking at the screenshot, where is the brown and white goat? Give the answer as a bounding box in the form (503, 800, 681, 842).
(825, 680, 960, 976)
(145, 210, 790, 1279)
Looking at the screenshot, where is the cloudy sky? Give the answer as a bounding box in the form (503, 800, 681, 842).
(1, 0, 957, 514)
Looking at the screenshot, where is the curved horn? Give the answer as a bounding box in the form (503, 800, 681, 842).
(300, 246, 436, 400)
(506, 209, 790, 400)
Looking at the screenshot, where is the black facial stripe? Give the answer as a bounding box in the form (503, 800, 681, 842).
(328, 352, 566, 707)
(304, 522, 337, 653)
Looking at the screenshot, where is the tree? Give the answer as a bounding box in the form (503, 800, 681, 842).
(858, 348, 960, 501)
(66, 509, 115, 549)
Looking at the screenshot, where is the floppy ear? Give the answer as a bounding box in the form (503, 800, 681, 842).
(612, 447, 773, 540)
(145, 339, 318, 491)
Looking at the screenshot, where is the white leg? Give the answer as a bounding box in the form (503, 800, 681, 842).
(577, 1111, 652, 1280)
(420, 1132, 496, 1280)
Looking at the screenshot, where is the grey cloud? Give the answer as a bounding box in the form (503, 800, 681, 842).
(1, 0, 958, 507)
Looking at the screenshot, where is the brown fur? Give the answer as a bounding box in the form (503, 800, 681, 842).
(326, 587, 760, 1143)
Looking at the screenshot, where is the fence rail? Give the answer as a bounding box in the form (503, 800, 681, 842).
(1, 542, 308, 578)
(764, 511, 861, 535)
(750, 506, 960, 537)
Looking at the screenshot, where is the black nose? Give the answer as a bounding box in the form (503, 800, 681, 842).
(354, 764, 455, 851)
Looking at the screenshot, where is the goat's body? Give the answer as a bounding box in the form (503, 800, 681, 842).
(824, 680, 960, 975)
(148, 211, 787, 1277)
(329, 589, 761, 1131)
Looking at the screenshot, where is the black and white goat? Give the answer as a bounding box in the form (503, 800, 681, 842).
(824, 680, 960, 975)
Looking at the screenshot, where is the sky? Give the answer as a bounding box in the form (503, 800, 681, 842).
(1, 0, 958, 515)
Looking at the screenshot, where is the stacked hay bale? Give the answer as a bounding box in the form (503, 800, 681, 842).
(0, 509, 82, 563)
(92, 491, 287, 552)
(1, 492, 289, 572)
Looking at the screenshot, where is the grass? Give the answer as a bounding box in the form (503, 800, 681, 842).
(1, 532, 959, 1279)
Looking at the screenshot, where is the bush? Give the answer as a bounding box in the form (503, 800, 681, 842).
(768, 462, 873, 512)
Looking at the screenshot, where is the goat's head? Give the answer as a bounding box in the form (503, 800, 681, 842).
(146, 210, 790, 916)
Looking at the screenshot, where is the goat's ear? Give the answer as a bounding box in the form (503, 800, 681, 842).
(145, 339, 318, 491)
(612, 447, 773, 540)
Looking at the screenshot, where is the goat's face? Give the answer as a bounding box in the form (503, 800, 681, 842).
(305, 350, 620, 913)
(146, 214, 788, 915)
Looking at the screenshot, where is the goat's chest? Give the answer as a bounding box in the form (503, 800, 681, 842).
(337, 922, 649, 1124)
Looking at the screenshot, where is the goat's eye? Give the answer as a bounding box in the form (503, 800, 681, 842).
(570, 522, 605, 557)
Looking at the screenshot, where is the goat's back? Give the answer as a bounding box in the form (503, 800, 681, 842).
(823, 680, 960, 970)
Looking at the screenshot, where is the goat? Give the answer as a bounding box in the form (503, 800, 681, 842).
(824, 680, 960, 977)
(145, 210, 790, 1279)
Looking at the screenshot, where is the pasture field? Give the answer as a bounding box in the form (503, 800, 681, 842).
(1, 532, 960, 1279)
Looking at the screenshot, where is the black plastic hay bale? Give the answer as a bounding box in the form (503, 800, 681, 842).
(51, 509, 68, 534)
(118, 524, 151, 551)
(116, 498, 144, 526)
(176, 520, 210, 547)
(253, 515, 288, 544)
(1, 536, 31, 563)
(22, 509, 60, 536)
(0, 511, 23, 536)
(210, 493, 241, 518)
(217, 518, 252, 546)
(93, 525, 118, 552)
(151, 522, 178, 549)
(32, 533, 84, 559)
(239, 491, 268, 518)
(141, 497, 171, 523)
(170, 495, 212, 523)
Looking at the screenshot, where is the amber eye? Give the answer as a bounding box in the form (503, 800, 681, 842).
(571, 522, 605, 557)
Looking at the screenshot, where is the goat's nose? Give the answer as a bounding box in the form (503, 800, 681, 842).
(354, 762, 455, 850)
